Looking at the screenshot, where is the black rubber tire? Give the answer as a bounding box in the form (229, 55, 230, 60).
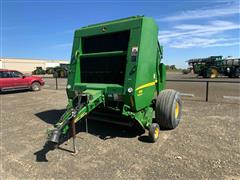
(31, 82, 41, 91)
(203, 68, 218, 78)
(202, 69, 209, 78)
(234, 68, 240, 78)
(149, 123, 160, 143)
(53, 72, 58, 78)
(155, 89, 182, 129)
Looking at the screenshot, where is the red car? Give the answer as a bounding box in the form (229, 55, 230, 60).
(0, 69, 45, 92)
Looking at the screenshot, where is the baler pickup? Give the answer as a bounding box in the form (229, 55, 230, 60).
(48, 89, 105, 146)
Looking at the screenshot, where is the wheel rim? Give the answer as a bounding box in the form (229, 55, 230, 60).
(33, 84, 39, 90)
(175, 102, 179, 119)
(211, 69, 218, 78)
(61, 71, 64, 77)
(154, 128, 159, 139)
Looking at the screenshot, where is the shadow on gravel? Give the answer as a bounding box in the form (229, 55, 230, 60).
(35, 109, 146, 140)
(35, 109, 66, 125)
(77, 120, 145, 140)
(0, 89, 30, 94)
(138, 135, 152, 143)
(34, 109, 150, 161)
(34, 142, 56, 162)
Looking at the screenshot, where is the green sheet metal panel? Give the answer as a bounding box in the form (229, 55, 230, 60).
(132, 17, 158, 111)
(67, 16, 161, 112)
(67, 16, 142, 100)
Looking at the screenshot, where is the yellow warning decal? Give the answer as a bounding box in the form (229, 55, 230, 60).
(74, 112, 87, 123)
(135, 81, 157, 91)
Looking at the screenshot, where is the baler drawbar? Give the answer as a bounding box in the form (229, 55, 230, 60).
(48, 90, 104, 144)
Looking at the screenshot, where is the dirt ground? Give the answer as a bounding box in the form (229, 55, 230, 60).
(1, 73, 240, 179)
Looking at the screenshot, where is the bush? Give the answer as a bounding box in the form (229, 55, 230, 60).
(182, 69, 190, 74)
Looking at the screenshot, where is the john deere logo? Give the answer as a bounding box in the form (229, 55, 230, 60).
(102, 27, 107, 32)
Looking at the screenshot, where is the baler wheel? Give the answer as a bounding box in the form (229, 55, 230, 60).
(155, 89, 182, 129)
(149, 123, 160, 142)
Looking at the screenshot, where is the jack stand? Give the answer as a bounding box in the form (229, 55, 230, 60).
(71, 118, 78, 155)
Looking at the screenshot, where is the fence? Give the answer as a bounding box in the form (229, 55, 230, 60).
(167, 79, 240, 102)
(46, 77, 240, 103)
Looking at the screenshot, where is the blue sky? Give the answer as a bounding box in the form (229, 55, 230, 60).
(1, 0, 239, 68)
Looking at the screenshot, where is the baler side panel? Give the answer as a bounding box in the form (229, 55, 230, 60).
(134, 18, 159, 111)
(74, 19, 141, 38)
(67, 36, 81, 99)
(158, 63, 166, 91)
(156, 44, 166, 93)
(72, 19, 142, 92)
(123, 27, 142, 108)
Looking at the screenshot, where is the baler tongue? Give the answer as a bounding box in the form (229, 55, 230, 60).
(47, 90, 105, 152)
(49, 128, 62, 144)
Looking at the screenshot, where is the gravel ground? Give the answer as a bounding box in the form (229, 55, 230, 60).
(1, 73, 240, 179)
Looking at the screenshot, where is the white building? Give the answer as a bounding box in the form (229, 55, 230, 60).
(0, 57, 69, 73)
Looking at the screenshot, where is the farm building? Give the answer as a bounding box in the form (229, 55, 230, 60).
(0, 57, 69, 73)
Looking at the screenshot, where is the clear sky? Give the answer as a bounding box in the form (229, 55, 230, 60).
(1, 0, 240, 68)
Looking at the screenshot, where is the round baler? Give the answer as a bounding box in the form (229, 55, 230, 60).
(47, 16, 182, 147)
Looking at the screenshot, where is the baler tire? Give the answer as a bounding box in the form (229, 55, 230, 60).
(149, 123, 160, 143)
(31, 82, 41, 91)
(155, 89, 182, 130)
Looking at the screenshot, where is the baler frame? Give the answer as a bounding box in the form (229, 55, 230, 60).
(47, 16, 182, 150)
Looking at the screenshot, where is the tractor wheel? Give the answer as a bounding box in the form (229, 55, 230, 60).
(210, 68, 219, 78)
(149, 123, 160, 143)
(53, 72, 58, 78)
(234, 68, 240, 78)
(202, 69, 210, 78)
(155, 89, 182, 129)
(60, 70, 64, 78)
(31, 82, 41, 91)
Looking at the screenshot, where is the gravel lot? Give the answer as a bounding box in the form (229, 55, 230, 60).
(1, 73, 240, 179)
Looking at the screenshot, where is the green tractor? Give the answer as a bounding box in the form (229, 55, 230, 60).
(45, 67, 55, 75)
(53, 64, 69, 78)
(32, 67, 46, 75)
(188, 56, 240, 78)
(46, 16, 182, 150)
